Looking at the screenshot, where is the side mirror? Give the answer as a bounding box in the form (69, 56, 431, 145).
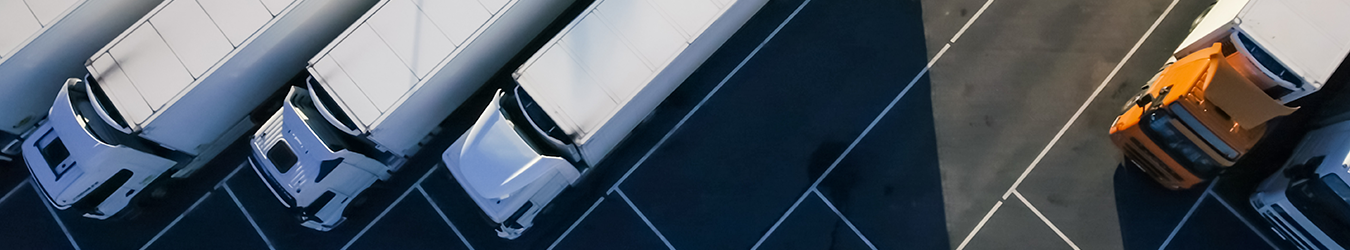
(1135, 94, 1154, 108)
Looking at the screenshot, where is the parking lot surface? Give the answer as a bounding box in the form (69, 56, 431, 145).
(0, 0, 1338, 249)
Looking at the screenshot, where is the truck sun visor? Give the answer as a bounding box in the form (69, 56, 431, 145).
(1201, 43, 1297, 129)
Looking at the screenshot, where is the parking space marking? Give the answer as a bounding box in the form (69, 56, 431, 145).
(340, 166, 438, 250)
(1013, 190, 1080, 250)
(0, 179, 30, 205)
(751, 3, 967, 249)
(1000, 0, 1180, 200)
(215, 163, 246, 189)
(812, 189, 877, 250)
(224, 184, 277, 250)
(955, 201, 1003, 250)
(547, 197, 606, 250)
(38, 186, 81, 250)
(141, 192, 213, 250)
(416, 185, 474, 250)
(1158, 178, 1217, 250)
(555, 0, 817, 245)
(957, 0, 1180, 247)
(949, 0, 995, 44)
(1207, 189, 1278, 249)
(616, 189, 675, 250)
(607, 0, 815, 195)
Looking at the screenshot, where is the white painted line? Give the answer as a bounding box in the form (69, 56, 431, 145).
(140, 192, 213, 250)
(1001, 0, 1180, 200)
(812, 189, 877, 250)
(753, 11, 950, 248)
(1207, 190, 1279, 250)
(417, 185, 475, 250)
(928, 43, 952, 69)
(954, 200, 1003, 250)
(751, 190, 812, 250)
(1158, 177, 1218, 250)
(949, 0, 995, 44)
(215, 163, 246, 189)
(37, 185, 82, 250)
(224, 184, 277, 250)
(1013, 190, 1080, 250)
(616, 189, 675, 250)
(548, 197, 607, 250)
(608, 0, 815, 194)
(340, 167, 439, 250)
(0, 179, 31, 205)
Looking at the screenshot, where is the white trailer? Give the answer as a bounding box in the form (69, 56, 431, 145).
(0, 0, 164, 161)
(247, 0, 575, 231)
(1251, 120, 1350, 249)
(22, 0, 376, 220)
(1173, 0, 1350, 103)
(442, 0, 767, 238)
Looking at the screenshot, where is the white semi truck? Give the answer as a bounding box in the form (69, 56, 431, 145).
(22, 0, 376, 220)
(0, 0, 164, 161)
(442, 0, 767, 238)
(247, 0, 575, 231)
(1250, 119, 1350, 250)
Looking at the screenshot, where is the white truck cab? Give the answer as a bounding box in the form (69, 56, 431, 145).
(23, 0, 376, 220)
(247, 0, 574, 231)
(1251, 119, 1350, 249)
(0, 0, 164, 161)
(1175, 0, 1350, 104)
(443, 0, 768, 238)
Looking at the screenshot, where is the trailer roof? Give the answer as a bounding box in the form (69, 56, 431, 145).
(86, 0, 291, 128)
(1237, 0, 1350, 85)
(308, 0, 510, 130)
(0, 0, 82, 59)
(515, 0, 733, 140)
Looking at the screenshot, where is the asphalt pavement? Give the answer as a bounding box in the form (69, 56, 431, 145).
(0, 0, 1337, 249)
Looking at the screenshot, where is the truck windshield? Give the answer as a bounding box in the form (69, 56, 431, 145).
(1168, 103, 1237, 160)
(1234, 32, 1304, 87)
(291, 87, 381, 156)
(306, 77, 361, 133)
(1286, 173, 1350, 246)
(498, 87, 570, 159)
(84, 75, 132, 130)
(1140, 109, 1220, 174)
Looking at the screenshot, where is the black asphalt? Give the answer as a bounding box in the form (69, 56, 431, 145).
(0, 0, 1335, 249)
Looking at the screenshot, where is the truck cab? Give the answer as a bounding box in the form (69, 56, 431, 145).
(1110, 43, 1295, 189)
(443, 86, 581, 239)
(248, 83, 391, 231)
(1250, 120, 1350, 250)
(24, 77, 179, 219)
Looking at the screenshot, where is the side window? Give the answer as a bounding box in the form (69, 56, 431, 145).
(268, 142, 298, 173)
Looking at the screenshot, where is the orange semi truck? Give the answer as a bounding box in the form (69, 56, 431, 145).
(1111, 43, 1294, 189)
(1110, 0, 1350, 190)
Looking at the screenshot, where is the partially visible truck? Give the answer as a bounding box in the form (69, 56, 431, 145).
(1250, 119, 1350, 250)
(247, 0, 575, 231)
(0, 0, 164, 161)
(23, 0, 376, 220)
(1109, 0, 1350, 189)
(442, 0, 768, 238)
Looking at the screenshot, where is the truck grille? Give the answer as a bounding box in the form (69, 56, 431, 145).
(1124, 138, 1182, 182)
(1262, 204, 1327, 250)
